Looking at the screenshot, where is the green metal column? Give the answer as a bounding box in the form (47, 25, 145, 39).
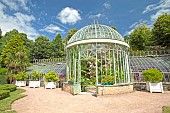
(96, 43, 98, 86)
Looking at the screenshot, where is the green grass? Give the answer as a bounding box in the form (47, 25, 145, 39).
(163, 106, 170, 113)
(0, 88, 26, 113)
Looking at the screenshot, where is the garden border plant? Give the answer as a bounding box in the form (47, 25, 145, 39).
(14, 72, 28, 87)
(101, 75, 115, 85)
(29, 71, 41, 88)
(44, 71, 59, 89)
(142, 68, 164, 93)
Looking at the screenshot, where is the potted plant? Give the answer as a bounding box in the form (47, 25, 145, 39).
(101, 75, 115, 85)
(14, 72, 28, 87)
(142, 68, 164, 93)
(29, 71, 41, 88)
(44, 71, 59, 89)
(68, 77, 74, 85)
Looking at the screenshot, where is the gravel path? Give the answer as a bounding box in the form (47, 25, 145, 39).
(12, 87, 170, 113)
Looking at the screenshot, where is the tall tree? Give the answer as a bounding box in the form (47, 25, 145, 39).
(124, 35, 130, 43)
(129, 24, 153, 50)
(52, 33, 64, 57)
(67, 28, 77, 41)
(0, 29, 2, 39)
(0, 29, 19, 54)
(0, 34, 30, 73)
(152, 13, 170, 47)
(32, 36, 53, 59)
(63, 28, 77, 46)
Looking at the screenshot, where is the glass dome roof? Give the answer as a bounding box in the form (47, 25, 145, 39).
(68, 24, 124, 45)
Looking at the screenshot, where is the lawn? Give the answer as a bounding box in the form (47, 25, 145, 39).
(0, 88, 26, 113)
(163, 106, 170, 113)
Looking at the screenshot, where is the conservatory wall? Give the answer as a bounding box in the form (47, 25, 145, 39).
(66, 43, 130, 86)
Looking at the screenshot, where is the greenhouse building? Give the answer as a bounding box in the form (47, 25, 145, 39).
(64, 24, 133, 95)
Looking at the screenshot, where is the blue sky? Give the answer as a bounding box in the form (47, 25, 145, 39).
(0, 0, 170, 40)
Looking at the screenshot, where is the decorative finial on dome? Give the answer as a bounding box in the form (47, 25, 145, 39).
(93, 19, 98, 24)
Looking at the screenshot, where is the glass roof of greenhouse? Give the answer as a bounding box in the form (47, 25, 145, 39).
(130, 55, 170, 73)
(68, 24, 125, 45)
(26, 55, 170, 75)
(26, 63, 66, 74)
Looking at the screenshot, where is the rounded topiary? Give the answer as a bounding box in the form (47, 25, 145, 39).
(142, 68, 163, 82)
(44, 71, 59, 82)
(30, 71, 41, 81)
(0, 90, 10, 100)
(14, 72, 28, 81)
(0, 84, 16, 92)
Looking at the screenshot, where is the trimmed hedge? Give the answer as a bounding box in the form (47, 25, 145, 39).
(0, 90, 10, 100)
(0, 84, 17, 92)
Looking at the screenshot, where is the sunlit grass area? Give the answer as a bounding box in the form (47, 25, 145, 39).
(0, 88, 26, 113)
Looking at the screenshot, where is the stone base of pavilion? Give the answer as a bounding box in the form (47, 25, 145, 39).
(97, 83, 133, 96)
(62, 82, 134, 96)
(62, 82, 81, 95)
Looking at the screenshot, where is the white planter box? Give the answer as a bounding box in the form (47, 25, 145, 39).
(146, 82, 164, 93)
(44, 82, 56, 89)
(15, 81, 26, 87)
(29, 81, 40, 88)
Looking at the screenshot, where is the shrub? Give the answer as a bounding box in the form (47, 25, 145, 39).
(0, 68, 7, 75)
(14, 72, 28, 81)
(30, 71, 41, 81)
(0, 75, 8, 84)
(0, 90, 10, 100)
(44, 71, 59, 82)
(0, 84, 17, 92)
(101, 75, 115, 83)
(142, 68, 163, 82)
(0, 68, 8, 84)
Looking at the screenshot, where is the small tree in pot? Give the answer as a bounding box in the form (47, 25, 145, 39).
(29, 71, 41, 88)
(101, 75, 115, 85)
(44, 71, 59, 89)
(142, 68, 164, 93)
(14, 72, 28, 87)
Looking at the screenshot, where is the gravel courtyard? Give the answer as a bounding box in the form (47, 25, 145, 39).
(12, 87, 170, 113)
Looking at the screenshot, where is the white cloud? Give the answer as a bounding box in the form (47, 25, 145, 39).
(40, 24, 64, 33)
(150, 9, 170, 21)
(57, 7, 81, 25)
(89, 13, 102, 19)
(2, 0, 29, 11)
(129, 22, 138, 29)
(143, 0, 170, 21)
(0, 2, 39, 40)
(103, 1, 111, 9)
(124, 29, 134, 36)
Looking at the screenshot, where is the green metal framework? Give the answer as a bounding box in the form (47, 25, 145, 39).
(66, 24, 130, 87)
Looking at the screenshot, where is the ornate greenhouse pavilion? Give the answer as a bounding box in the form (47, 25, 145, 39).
(64, 24, 133, 95)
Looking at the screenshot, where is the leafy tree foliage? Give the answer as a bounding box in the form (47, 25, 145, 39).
(0, 29, 19, 54)
(129, 24, 153, 50)
(52, 33, 64, 57)
(67, 28, 77, 41)
(124, 35, 130, 43)
(152, 13, 170, 47)
(0, 34, 30, 73)
(62, 28, 77, 47)
(0, 29, 2, 39)
(32, 36, 53, 59)
(111, 26, 117, 31)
